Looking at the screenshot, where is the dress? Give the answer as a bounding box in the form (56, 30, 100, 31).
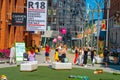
(83, 51, 88, 65)
(9, 47, 15, 64)
(74, 50, 79, 64)
(54, 51, 59, 61)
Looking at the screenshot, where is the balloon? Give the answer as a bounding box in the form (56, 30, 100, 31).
(53, 38, 57, 43)
(57, 36, 62, 41)
(60, 28, 67, 34)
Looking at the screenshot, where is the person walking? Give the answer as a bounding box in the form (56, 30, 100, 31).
(83, 47, 88, 67)
(90, 47, 96, 66)
(78, 47, 84, 66)
(103, 47, 109, 68)
(117, 47, 120, 64)
(74, 46, 79, 64)
(45, 43, 51, 63)
(9, 44, 16, 65)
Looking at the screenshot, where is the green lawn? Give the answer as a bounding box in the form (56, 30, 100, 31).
(0, 66, 119, 80)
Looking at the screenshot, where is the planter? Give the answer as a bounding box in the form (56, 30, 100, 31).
(96, 56, 103, 63)
(113, 57, 119, 64)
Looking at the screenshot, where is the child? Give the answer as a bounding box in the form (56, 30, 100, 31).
(54, 49, 59, 62)
(28, 49, 35, 61)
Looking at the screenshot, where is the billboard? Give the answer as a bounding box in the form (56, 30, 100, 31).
(12, 13, 26, 26)
(15, 42, 26, 62)
(101, 20, 106, 31)
(27, 0, 47, 31)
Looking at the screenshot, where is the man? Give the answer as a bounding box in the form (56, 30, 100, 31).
(103, 47, 109, 67)
(117, 47, 120, 64)
(9, 44, 16, 64)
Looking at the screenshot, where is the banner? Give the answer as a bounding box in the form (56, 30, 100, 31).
(101, 20, 106, 31)
(27, 0, 47, 31)
(15, 42, 26, 62)
(12, 13, 26, 26)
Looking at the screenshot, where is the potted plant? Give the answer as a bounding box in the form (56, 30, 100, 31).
(113, 52, 118, 64)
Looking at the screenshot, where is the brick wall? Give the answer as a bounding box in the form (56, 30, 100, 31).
(0, 0, 41, 49)
(110, 0, 120, 17)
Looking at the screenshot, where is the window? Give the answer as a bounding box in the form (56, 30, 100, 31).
(53, 9, 56, 15)
(59, 1, 63, 7)
(48, 0, 52, 6)
(48, 9, 51, 15)
(52, 0, 57, 7)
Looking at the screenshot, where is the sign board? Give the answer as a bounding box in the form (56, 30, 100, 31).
(41, 30, 59, 38)
(27, 0, 47, 31)
(12, 13, 26, 26)
(15, 42, 26, 62)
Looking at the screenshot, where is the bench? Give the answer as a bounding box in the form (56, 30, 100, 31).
(52, 62, 72, 69)
(20, 61, 38, 72)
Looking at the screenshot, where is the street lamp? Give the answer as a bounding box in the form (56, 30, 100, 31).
(106, 0, 110, 47)
(93, 0, 104, 54)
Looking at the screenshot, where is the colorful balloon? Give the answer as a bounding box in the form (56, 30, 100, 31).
(53, 38, 57, 43)
(57, 36, 62, 41)
(60, 28, 67, 34)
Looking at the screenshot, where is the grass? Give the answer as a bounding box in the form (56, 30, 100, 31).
(0, 66, 120, 80)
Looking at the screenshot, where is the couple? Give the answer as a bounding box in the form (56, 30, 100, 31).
(55, 43, 67, 62)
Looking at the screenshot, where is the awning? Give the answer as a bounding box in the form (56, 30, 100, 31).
(41, 30, 59, 38)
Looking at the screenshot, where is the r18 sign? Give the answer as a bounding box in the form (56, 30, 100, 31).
(27, 0, 47, 31)
(28, 1, 45, 9)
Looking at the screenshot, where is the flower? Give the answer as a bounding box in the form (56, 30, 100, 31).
(0, 75, 7, 80)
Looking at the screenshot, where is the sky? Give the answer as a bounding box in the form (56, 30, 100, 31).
(86, 0, 104, 20)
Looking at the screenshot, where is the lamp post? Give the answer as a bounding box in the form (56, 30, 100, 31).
(89, 6, 96, 47)
(93, 0, 104, 54)
(106, 0, 110, 47)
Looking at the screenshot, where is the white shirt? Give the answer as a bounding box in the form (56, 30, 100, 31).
(9, 47, 15, 57)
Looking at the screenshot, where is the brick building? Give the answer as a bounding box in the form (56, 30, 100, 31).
(0, 0, 40, 49)
(104, 0, 120, 47)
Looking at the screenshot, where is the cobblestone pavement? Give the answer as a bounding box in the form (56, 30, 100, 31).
(0, 49, 120, 73)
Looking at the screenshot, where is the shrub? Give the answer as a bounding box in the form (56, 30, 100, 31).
(0, 49, 10, 58)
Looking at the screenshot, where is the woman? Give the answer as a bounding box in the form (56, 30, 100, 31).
(83, 47, 88, 67)
(78, 47, 84, 66)
(91, 47, 96, 66)
(58, 42, 63, 62)
(61, 44, 67, 62)
(74, 46, 79, 64)
(45, 43, 50, 63)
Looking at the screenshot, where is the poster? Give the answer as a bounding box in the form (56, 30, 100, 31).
(15, 42, 26, 62)
(27, 0, 47, 31)
(12, 13, 26, 26)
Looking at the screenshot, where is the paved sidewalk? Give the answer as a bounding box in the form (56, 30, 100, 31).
(0, 50, 120, 74)
(0, 62, 120, 74)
